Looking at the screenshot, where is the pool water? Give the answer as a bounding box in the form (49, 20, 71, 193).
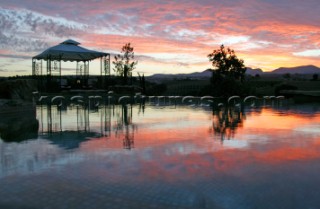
(1, 103, 320, 209)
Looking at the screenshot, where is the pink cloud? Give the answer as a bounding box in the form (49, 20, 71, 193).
(1, 0, 320, 75)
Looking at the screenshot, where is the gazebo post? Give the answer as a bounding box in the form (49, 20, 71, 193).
(76, 61, 79, 88)
(103, 56, 106, 89)
(46, 56, 51, 92)
(87, 61, 90, 87)
(40, 59, 43, 91)
(59, 56, 62, 89)
(100, 57, 103, 88)
(32, 58, 39, 90)
(82, 61, 86, 87)
(32, 58, 35, 77)
(32, 58, 37, 90)
(102, 54, 110, 89)
(85, 60, 89, 87)
(107, 54, 110, 84)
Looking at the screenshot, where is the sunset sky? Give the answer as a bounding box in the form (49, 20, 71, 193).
(1, 0, 320, 76)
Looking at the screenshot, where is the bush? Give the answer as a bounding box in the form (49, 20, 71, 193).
(147, 83, 167, 95)
(274, 84, 298, 96)
(205, 76, 254, 97)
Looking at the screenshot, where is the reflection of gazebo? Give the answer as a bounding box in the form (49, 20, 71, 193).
(43, 131, 99, 150)
(32, 39, 110, 90)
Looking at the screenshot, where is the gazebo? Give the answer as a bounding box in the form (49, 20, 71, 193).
(32, 39, 110, 90)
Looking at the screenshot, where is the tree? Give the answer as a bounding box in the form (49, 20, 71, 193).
(207, 45, 246, 82)
(205, 45, 252, 97)
(113, 43, 138, 84)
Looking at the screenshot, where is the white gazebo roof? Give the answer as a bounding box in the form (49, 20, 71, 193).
(33, 39, 108, 61)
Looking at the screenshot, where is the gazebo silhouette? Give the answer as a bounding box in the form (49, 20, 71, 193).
(32, 39, 110, 91)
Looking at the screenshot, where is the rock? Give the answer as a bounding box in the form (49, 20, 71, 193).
(0, 79, 38, 141)
(0, 79, 37, 101)
(0, 103, 38, 141)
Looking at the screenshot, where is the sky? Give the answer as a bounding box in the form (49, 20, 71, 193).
(0, 0, 320, 76)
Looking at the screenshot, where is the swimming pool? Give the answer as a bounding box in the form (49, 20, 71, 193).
(1, 103, 320, 209)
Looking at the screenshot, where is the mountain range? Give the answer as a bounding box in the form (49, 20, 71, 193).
(270, 65, 320, 74)
(148, 65, 320, 80)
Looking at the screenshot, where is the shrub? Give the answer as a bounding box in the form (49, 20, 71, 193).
(274, 84, 298, 96)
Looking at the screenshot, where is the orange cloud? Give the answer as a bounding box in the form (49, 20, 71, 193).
(1, 0, 320, 75)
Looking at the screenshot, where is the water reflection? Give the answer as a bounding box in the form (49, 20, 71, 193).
(38, 104, 137, 150)
(210, 106, 245, 141)
(114, 105, 136, 149)
(1, 103, 320, 209)
(2, 102, 319, 149)
(37, 104, 112, 149)
(44, 131, 98, 150)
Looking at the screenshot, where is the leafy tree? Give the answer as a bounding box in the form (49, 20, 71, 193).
(113, 43, 138, 84)
(205, 45, 252, 97)
(207, 45, 246, 82)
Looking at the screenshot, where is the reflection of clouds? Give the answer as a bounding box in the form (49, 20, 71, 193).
(2, 104, 320, 208)
(294, 125, 320, 134)
(0, 139, 85, 179)
(245, 107, 320, 130)
(2, 104, 320, 180)
(223, 140, 248, 149)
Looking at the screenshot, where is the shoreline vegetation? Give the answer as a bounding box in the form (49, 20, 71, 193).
(0, 73, 319, 98)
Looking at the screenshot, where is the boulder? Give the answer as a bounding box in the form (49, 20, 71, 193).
(0, 79, 37, 101)
(0, 79, 39, 141)
(0, 109, 39, 141)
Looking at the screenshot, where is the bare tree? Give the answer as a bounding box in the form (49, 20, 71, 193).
(113, 43, 138, 84)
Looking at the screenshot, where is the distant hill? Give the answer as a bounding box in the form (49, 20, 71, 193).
(149, 69, 212, 80)
(271, 65, 320, 74)
(149, 68, 262, 79)
(147, 65, 320, 81)
(188, 69, 212, 77)
(246, 68, 264, 75)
